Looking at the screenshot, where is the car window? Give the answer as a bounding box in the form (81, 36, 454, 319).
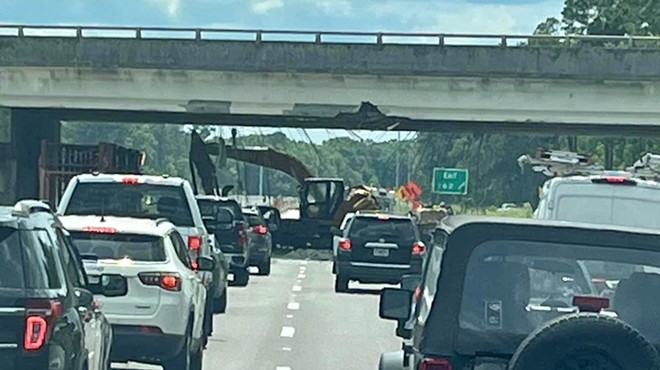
(64, 182, 195, 227)
(247, 215, 264, 227)
(417, 243, 446, 326)
(348, 217, 417, 242)
(69, 231, 166, 262)
(24, 230, 63, 289)
(170, 232, 193, 269)
(0, 227, 25, 290)
(53, 228, 86, 288)
(456, 240, 660, 356)
(198, 200, 243, 220)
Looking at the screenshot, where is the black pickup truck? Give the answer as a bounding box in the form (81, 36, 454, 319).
(196, 196, 251, 287)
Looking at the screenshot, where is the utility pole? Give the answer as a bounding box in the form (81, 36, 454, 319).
(258, 166, 264, 197)
(395, 131, 401, 187)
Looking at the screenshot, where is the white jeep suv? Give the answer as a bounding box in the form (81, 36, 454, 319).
(61, 215, 214, 370)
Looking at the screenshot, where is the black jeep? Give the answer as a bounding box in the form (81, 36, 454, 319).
(379, 216, 660, 370)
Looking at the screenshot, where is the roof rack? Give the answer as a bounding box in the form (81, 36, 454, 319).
(518, 149, 605, 177)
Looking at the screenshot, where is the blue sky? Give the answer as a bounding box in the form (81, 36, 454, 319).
(2, 0, 562, 142)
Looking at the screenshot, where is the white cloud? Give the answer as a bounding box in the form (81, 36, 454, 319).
(365, 0, 562, 35)
(250, 0, 285, 14)
(148, 0, 182, 18)
(301, 0, 353, 16)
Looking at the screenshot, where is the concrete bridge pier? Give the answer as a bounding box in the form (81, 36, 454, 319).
(0, 109, 60, 204)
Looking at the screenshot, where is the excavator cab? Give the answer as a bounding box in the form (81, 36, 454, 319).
(300, 178, 345, 221)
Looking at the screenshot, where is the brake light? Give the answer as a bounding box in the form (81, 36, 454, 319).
(412, 242, 426, 256)
(83, 226, 117, 234)
(122, 177, 139, 184)
(254, 225, 268, 235)
(138, 272, 182, 292)
(237, 223, 246, 248)
(592, 177, 636, 185)
(573, 295, 609, 313)
(24, 299, 62, 351)
(378, 214, 390, 220)
(188, 235, 202, 251)
(421, 358, 453, 370)
(339, 238, 352, 251)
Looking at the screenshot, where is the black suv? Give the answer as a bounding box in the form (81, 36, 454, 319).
(197, 196, 251, 287)
(379, 216, 660, 370)
(334, 212, 424, 292)
(0, 200, 123, 370)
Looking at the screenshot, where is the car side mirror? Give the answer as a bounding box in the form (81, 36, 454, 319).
(400, 274, 422, 292)
(379, 288, 412, 320)
(88, 274, 128, 297)
(196, 256, 216, 272)
(74, 287, 94, 307)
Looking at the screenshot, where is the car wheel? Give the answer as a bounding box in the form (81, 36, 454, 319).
(509, 313, 660, 370)
(232, 268, 250, 287)
(257, 257, 271, 276)
(213, 289, 227, 314)
(334, 275, 349, 293)
(162, 328, 192, 370)
(332, 261, 337, 274)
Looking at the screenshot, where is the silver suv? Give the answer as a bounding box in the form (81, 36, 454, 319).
(57, 173, 228, 337)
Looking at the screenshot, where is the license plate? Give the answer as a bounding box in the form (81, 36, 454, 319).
(373, 248, 389, 257)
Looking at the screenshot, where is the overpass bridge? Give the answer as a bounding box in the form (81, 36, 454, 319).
(0, 24, 660, 203)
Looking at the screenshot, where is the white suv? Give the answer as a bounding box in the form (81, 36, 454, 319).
(57, 173, 229, 334)
(61, 215, 214, 370)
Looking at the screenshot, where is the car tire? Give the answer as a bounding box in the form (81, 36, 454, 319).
(509, 313, 660, 370)
(334, 275, 349, 293)
(232, 268, 250, 287)
(257, 257, 271, 276)
(162, 328, 192, 370)
(213, 289, 227, 314)
(332, 261, 336, 274)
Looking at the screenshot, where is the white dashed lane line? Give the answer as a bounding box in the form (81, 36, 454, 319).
(292, 285, 302, 292)
(276, 367, 292, 370)
(287, 302, 300, 310)
(280, 326, 296, 338)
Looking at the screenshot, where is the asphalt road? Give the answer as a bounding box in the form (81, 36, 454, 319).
(114, 258, 401, 370)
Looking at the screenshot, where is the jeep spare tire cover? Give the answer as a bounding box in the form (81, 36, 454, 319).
(509, 313, 660, 370)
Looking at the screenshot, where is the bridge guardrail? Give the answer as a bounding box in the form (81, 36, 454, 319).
(0, 24, 659, 47)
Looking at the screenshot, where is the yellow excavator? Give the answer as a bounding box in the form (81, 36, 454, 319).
(188, 130, 388, 248)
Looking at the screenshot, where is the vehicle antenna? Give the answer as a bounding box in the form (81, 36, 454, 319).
(100, 196, 106, 222)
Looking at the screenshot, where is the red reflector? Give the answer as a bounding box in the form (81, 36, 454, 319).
(122, 177, 139, 184)
(24, 316, 48, 351)
(339, 238, 352, 251)
(188, 236, 202, 251)
(573, 295, 610, 312)
(83, 226, 117, 234)
(421, 358, 453, 370)
(412, 242, 426, 256)
(414, 287, 423, 301)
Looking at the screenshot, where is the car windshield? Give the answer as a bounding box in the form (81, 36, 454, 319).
(69, 232, 165, 262)
(456, 240, 660, 355)
(65, 183, 194, 227)
(198, 200, 243, 220)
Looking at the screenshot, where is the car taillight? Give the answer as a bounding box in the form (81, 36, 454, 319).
(24, 299, 62, 351)
(339, 238, 352, 251)
(83, 226, 117, 234)
(414, 287, 423, 302)
(138, 272, 182, 292)
(412, 242, 426, 256)
(122, 177, 140, 184)
(188, 235, 202, 251)
(237, 223, 246, 248)
(421, 358, 453, 370)
(254, 225, 268, 235)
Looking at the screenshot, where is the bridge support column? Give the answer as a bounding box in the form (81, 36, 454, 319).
(10, 109, 61, 202)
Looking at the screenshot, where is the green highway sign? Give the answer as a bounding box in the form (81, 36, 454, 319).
(432, 168, 469, 195)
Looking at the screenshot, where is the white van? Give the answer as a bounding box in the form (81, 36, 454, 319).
(534, 172, 660, 229)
